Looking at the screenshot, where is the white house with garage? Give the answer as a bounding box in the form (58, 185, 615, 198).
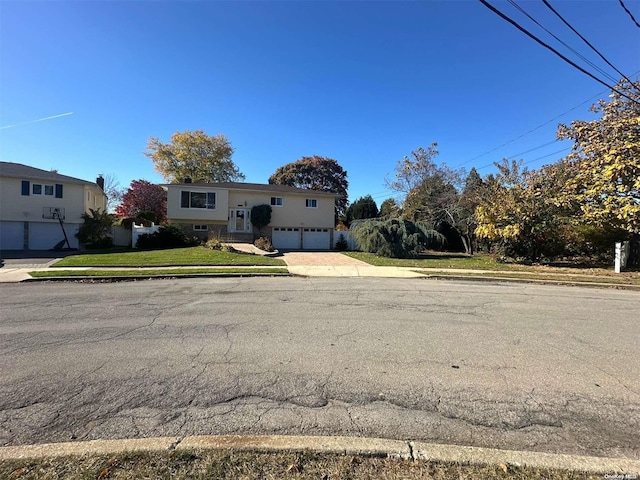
(164, 181, 339, 250)
(0, 162, 107, 251)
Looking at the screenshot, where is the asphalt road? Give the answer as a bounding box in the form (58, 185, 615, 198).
(0, 277, 638, 458)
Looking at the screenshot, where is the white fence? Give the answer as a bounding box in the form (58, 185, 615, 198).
(334, 230, 359, 250)
(132, 223, 160, 248)
(111, 226, 130, 247)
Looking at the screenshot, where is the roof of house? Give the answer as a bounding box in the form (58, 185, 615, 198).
(0, 161, 99, 186)
(165, 181, 341, 196)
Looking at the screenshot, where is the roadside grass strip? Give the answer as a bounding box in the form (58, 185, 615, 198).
(29, 268, 289, 278)
(0, 450, 609, 480)
(51, 247, 285, 267)
(415, 270, 640, 286)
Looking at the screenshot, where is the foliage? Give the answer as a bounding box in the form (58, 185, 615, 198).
(205, 233, 223, 250)
(350, 218, 444, 258)
(250, 204, 272, 236)
(100, 173, 123, 213)
(345, 195, 378, 224)
(136, 225, 200, 250)
(379, 198, 400, 218)
(146, 130, 245, 183)
(76, 208, 115, 249)
(386, 144, 481, 254)
(115, 179, 167, 223)
(268, 155, 349, 217)
(557, 80, 640, 234)
(475, 159, 574, 262)
(254, 236, 275, 252)
(335, 233, 348, 251)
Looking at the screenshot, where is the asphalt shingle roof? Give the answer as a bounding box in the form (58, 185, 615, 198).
(167, 181, 340, 196)
(0, 162, 98, 186)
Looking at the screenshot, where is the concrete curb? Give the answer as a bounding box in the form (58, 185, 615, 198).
(1, 435, 638, 474)
(420, 273, 640, 290)
(22, 273, 291, 282)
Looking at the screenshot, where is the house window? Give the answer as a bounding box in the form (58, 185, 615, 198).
(181, 191, 216, 209)
(31, 184, 55, 195)
(193, 224, 209, 231)
(270, 197, 284, 207)
(305, 199, 318, 208)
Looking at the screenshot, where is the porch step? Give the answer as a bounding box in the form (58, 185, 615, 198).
(221, 233, 254, 243)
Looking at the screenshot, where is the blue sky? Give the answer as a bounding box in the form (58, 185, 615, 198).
(1, 0, 638, 206)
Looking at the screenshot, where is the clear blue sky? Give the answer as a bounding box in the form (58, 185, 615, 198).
(1, 0, 638, 206)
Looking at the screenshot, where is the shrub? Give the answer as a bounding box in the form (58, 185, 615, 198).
(76, 208, 115, 249)
(205, 231, 223, 250)
(250, 204, 272, 236)
(221, 244, 239, 253)
(136, 225, 200, 250)
(350, 217, 444, 258)
(335, 233, 348, 251)
(254, 236, 275, 252)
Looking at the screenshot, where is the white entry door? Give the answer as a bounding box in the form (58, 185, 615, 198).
(229, 209, 252, 233)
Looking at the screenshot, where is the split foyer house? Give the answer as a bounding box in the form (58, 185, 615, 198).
(164, 181, 339, 250)
(0, 162, 107, 250)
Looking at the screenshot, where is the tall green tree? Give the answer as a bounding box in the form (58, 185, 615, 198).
(556, 80, 640, 234)
(379, 198, 400, 218)
(146, 130, 245, 183)
(269, 155, 348, 217)
(475, 159, 574, 262)
(346, 195, 379, 224)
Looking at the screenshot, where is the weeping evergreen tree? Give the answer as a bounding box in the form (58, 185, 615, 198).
(350, 218, 444, 258)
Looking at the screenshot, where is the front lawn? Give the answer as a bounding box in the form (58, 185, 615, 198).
(344, 251, 528, 270)
(52, 247, 285, 267)
(344, 251, 639, 279)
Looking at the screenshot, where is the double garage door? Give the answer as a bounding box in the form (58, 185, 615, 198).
(0, 221, 79, 250)
(272, 227, 331, 250)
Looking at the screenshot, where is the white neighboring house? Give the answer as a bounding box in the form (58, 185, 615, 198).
(0, 162, 107, 250)
(164, 181, 339, 250)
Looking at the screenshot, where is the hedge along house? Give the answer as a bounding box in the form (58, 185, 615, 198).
(0, 162, 107, 250)
(164, 181, 340, 250)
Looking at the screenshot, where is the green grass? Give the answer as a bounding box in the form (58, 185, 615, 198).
(416, 270, 640, 286)
(0, 449, 603, 480)
(344, 251, 534, 270)
(29, 267, 289, 278)
(52, 247, 285, 267)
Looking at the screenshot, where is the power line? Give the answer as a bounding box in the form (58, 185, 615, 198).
(541, 0, 633, 84)
(618, 0, 640, 29)
(507, 0, 618, 84)
(478, 0, 640, 105)
(475, 147, 571, 171)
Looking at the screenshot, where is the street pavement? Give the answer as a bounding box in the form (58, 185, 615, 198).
(0, 277, 638, 460)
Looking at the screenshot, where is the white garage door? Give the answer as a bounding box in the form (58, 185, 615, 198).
(302, 228, 331, 250)
(29, 222, 80, 250)
(0, 221, 24, 250)
(272, 227, 301, 249)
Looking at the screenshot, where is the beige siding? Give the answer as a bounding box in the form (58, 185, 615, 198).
(166, 186, 229, 221)
(229, 191, 335, 228)
(0, 177, 87, 224)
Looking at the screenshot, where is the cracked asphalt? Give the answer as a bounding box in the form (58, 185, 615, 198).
(0, 277, 638, 459)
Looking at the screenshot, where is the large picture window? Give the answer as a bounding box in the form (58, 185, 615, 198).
(181, 191, 216, 209)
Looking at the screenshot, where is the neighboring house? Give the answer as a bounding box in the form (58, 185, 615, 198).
(0, 162, 107, 250)
(164, 181, 339, 250)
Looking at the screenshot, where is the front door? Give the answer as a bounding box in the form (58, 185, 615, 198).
(229, 209, 251, 233)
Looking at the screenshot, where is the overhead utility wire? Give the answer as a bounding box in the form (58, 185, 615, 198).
(618, 0, 640, 29)
(478, 0, 640, 105)
(507, 0, 617, 83)
(541, 0, 634, 83)
(475, 147, 571, 171)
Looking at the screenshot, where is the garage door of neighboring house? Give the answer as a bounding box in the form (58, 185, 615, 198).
(0, 221, 24, 250)
(29, 222, 80, 250)
(272, 227, 301, 249)
(302, 228, 331, 250)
